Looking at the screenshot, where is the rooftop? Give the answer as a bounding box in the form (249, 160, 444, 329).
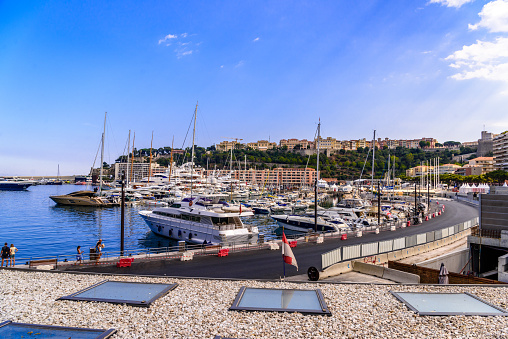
(1, 270, 508, 338)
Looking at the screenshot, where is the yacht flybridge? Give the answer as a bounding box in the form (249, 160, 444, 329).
(139, 196, 258, 245)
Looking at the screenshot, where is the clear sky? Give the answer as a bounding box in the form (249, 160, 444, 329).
(1, 0, 508, 176)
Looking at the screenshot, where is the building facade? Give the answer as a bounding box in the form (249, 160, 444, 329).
(467, 157, 495, 174)
(114, 162, 164, 182)
(494, 132, 508, 171)
(246, 140, 277, 151)
(279, 138, 312, 150)
(477, 131, 495, 157)
(228, 167, 317, 187)
(216, 141, 240, 152)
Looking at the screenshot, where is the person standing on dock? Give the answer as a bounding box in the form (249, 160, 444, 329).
(9, 244, 17, 267)
(1, 243, 10, 267)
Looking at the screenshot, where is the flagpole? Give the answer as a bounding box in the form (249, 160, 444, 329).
(282, 225, 285, 280)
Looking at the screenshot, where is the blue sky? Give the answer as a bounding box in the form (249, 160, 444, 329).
(1, 0, 508, 176)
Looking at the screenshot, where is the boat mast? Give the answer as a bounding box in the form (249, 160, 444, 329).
(126, 130, 131, 188)
(99, 112, 106, 196)
(169, 136, 174, 184)
(191, 102, 198, 198)
(371, 129, 376, 193)
(315, 119, 321, 232)
(230, 141, 234, 201)
(148, 131, 153, 183)
(130, 132, 135, 183)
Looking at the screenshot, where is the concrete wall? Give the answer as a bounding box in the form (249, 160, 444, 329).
(416, 248, 469, 273)
(498, 253, 508, 283)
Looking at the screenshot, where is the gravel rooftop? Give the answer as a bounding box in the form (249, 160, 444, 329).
(1, 270, 508, 338)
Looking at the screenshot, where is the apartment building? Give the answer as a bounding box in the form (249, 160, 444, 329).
(114, 162, 164, 181)
(467, 157, 495, 174)
(230, 167, 317, 186)
(315, 136, 339, 150)
(494, 132, 508, 171)
(247, 140, 277, 151)
(406, 164, 461, 177)
(279, 138, 312, 150)
(216, 141, 240, 152)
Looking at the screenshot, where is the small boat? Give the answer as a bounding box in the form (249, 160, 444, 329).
(49, 190, 119, 207)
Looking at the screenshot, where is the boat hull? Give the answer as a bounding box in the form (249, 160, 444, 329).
(49, 195, 118, 207)
(0, 182, 32, 191)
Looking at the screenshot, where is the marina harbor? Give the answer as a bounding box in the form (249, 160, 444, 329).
(4, 2, 508, 337)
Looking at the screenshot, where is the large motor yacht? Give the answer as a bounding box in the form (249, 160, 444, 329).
(0, 178, 34, 191)
(139, 196, 258, 245)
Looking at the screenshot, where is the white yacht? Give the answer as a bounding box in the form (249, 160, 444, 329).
(271, 213, 349, 234)
(139, 196, 258, 245)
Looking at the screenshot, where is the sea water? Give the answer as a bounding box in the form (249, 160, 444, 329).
(0, 185, 277, 261)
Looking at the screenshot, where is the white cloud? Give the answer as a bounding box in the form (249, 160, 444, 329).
(158, 34, 177, 45)
(468, 0, 508, 32)
(159, 33, 197, 58)
(176, 50, 193, 58)
(446, 37, 508, 81)
(253, 37, 260, 42)
(235, 60, 244, 68)
(428, 0, 474, 8)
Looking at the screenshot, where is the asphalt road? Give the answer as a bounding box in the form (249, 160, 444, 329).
(70, 199, 478, 279)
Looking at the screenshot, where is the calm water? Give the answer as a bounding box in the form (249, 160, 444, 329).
(0, 185, 277, 260)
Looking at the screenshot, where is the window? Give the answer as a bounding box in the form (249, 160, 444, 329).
(390, 291, 508, 316)
(58, 280, 178, 307)
(229, 287, 331, 316)
(0, 320, 116, 338)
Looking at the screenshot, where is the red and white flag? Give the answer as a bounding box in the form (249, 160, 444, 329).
(282, 232, 298, 271)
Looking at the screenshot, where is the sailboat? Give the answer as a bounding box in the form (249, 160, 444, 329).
(272, 120, 349, 234)
(50, 113, 119, 207)
(46, 164, 63, 185)
(139, 103, 259, 245)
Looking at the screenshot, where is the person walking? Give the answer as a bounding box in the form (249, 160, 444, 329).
(9, 244, 17, 267)
(1, 243, 9, 267)
(95, 239, 105, 263)
(76, 246, 84, 265)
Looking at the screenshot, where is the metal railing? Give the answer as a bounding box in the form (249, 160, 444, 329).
(321, 215, 478, 270)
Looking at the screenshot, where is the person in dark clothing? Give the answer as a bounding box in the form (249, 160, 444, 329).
(1, 243, 10, 267)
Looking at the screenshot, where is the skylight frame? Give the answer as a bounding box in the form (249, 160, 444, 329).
(58, 280, 178, 307)
(0, 320, 116, 338)
(229, 286, 331, 316)
(390, 291, 508, 316)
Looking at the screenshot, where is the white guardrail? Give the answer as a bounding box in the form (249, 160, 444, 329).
(321, 217, 478, 270)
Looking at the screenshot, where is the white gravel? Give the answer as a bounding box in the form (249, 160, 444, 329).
(1, 270, 508, 338)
